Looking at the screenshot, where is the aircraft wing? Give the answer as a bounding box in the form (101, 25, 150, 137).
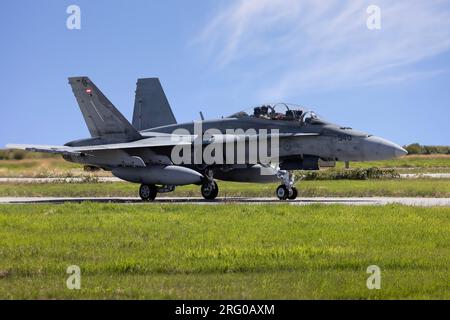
(5, 144, 79, 155)
(6, 132, 320, 154)
(6, 135, 194, 154)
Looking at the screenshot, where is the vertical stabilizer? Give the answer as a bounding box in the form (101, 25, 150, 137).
(68, 77, 141, 141)
(132, 78, 177, 130)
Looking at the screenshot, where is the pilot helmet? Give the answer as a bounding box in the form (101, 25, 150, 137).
(294, 110, 303, 119)
(285, 110, 294, 119)
(260, 106, 269, 114)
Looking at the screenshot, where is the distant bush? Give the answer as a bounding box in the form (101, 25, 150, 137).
(12, 150, 26, 160)
(301, 167, 400, 180)
(405, 143, 450, 155)
(405, 143, 422, 155)
(0, 149, 59, 160)
(0, 150, 25, 160)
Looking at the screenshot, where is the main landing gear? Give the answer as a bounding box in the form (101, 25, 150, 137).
(139, 173, 220, 202)
(139, 184, 157, 201)
(275, 169, 298, 200)
(139, 184, 175, 201)
(201, 180, 219, 200)
(200, 169, 219, 200)
(200, 170, 219, 200)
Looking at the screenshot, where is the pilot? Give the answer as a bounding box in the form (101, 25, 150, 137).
(294, 110, 303, 120)
(260, 106, 269, 114)
(253, 107, 262, 117)
(285, 110, 294, 121)
(259, 106, 270, 119)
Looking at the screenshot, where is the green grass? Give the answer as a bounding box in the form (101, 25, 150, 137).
(2, 155, 450, 177)
(0, 158, 83, 178)
(335, 155, 450, 173)
(0, 159, 79, 171)
(1, 179, 449, 198)
(0, 203, 448, 299)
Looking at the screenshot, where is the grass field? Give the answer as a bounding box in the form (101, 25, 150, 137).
(1, 155, 450, 177)
(1, 154, 448, 300)
(335, 155, 450, 173)
(0, 203, 448, 299)
(1, 179, 449, 198)
(0, 158, 107, 178)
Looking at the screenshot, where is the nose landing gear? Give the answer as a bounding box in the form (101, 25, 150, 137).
(275, 169, 298, 200)
(276, 185, 298, 200)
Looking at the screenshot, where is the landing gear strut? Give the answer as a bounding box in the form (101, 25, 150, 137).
(139, 184, 157, 201)
(275, 169, 298, 200)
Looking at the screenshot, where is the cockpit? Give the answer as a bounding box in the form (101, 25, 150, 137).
(228, 103, 322, 124)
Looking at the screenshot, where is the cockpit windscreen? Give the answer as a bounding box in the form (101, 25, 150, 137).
(228, 103, 321, 124)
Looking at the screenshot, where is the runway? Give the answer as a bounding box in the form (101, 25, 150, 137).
(0, 173, 449, 184)
(0, 196, 449, 206)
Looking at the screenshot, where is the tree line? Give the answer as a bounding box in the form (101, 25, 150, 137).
(404, 143, 450, 155)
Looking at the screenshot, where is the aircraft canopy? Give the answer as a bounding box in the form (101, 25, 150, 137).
(228, 103, 321, 124)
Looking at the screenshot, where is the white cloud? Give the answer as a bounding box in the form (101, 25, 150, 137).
(196, 0, 450, 100)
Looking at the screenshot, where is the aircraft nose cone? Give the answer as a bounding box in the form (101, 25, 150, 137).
(394, 145, 408, 158)
(362, 136, 407, 160)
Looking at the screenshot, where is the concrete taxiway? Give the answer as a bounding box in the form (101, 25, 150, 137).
(0, 197, 449, 206)
(1, 173, 450, 184)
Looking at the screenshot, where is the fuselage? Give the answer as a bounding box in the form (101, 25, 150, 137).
(63, 112, 407, 173)
(141, 117, 407, 162)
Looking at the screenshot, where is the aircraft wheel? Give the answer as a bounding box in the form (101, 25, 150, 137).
(288, 187, 298, 200)
(139, 184, 157, 201)
(201, 181, 218, 200)
(276, 185, 289, 200)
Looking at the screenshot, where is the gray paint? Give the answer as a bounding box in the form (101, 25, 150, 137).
(68, 77, 141, 142)
(132, 78, 176, 130)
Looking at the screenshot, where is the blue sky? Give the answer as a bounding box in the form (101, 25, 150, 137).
(1, 0, 449, 147)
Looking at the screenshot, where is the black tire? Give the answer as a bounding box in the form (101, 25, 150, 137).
(201, 181, 219, 200)
(288, 187, 298, 200)
(139, 184, 157, 201)
(276, 185, 289, 200)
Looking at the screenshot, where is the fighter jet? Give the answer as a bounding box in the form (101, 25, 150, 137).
(6, 77, 407, 201)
